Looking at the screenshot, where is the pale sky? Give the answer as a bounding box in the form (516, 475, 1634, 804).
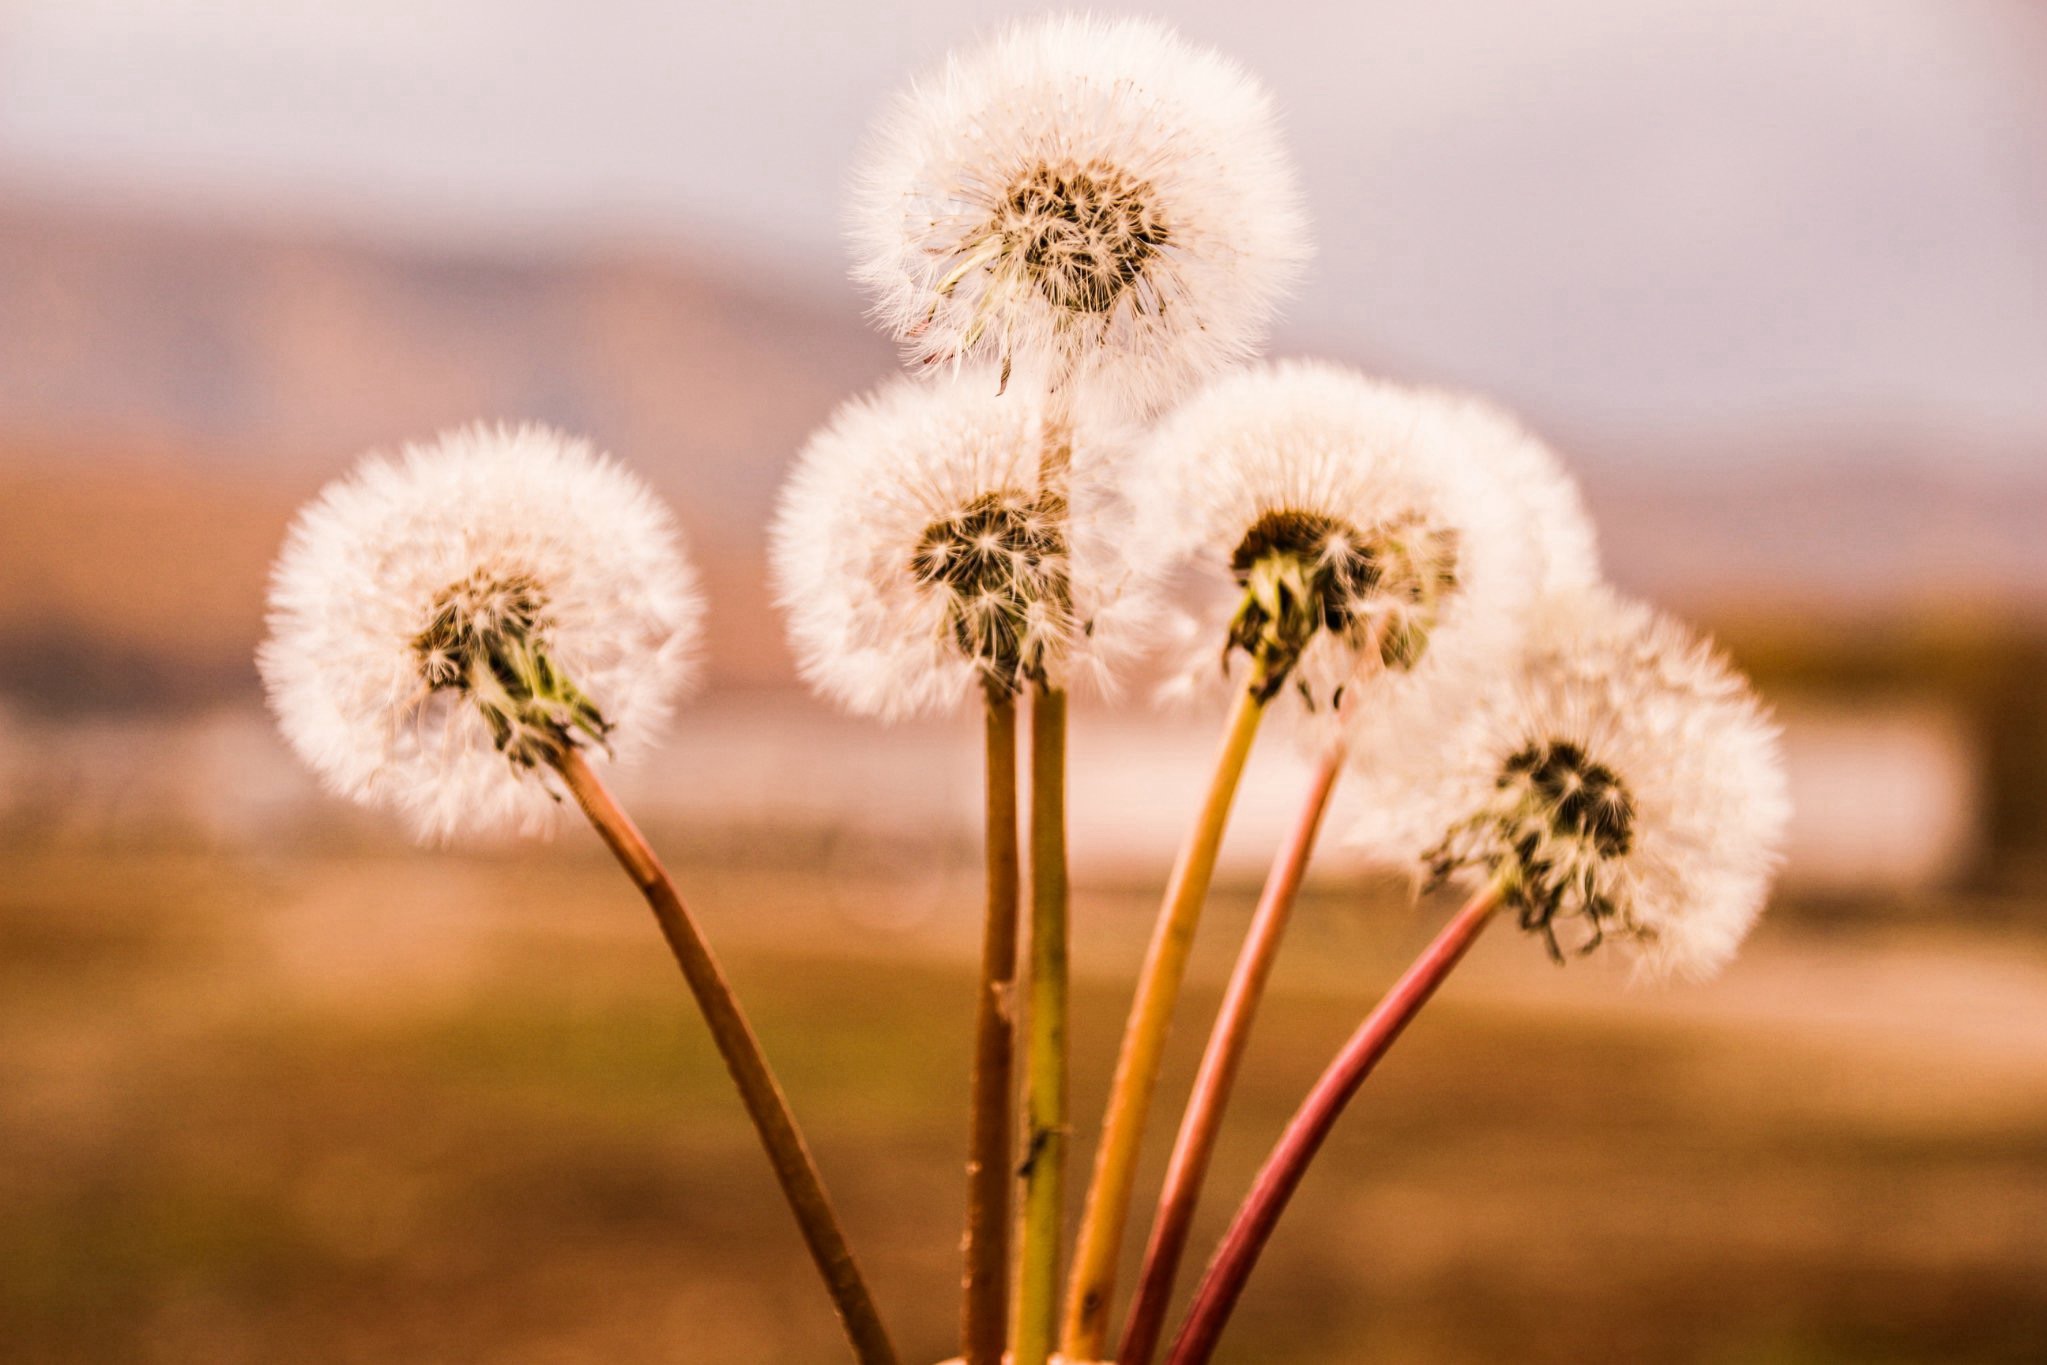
(2, 0, 2043, 449)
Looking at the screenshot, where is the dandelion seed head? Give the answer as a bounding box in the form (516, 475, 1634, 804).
(1139, 362, 1597, 741)
(772, 374, 1152, 719)
(259, 424, 701, 844)
(1356, 589, 1789, 982)
(850, 13, 1308, 414)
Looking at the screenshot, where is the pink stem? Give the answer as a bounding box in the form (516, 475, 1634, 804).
(1164, 885, 1503, 1365)
(1118, 750, 1343, 1365)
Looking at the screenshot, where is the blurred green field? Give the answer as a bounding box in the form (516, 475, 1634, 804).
(4, 845, 2045, 1364)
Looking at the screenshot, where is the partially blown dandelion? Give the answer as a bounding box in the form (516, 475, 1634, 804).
(850, 14, 1308, 411)
(771, 374, 1148, 719)
(1166, 591, 1789, 1365)
(259, 424, 700, 843)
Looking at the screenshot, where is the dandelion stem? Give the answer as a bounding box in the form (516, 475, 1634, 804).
(1062, 685, 1268, 1360)
(964, 693, 1023, 1365)
(1016, 685, 1072, 1365)
(554, 747, 899, 1365)
(1117, 746, 1343, 1365)
(1164, 882, 1504, 1365)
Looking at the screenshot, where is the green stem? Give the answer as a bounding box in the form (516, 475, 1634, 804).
(1016, 686, 1071, 1365)
(555, 747, 899, 1365)
(1118, 748, 1343, 1365)
(1061, 686, 1269, 1360)
(963, 694, 1023, 1364)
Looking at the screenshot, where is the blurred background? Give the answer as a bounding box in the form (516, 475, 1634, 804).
(3, 2, 2044, 1361)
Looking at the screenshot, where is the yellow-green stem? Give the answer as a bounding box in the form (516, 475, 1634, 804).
(1060, 686, 1268, 1359)
(1016, 686, 1071, 1365)
(963, 694, 1022, 1365)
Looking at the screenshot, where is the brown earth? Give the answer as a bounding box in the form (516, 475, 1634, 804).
(4, 844, 2044, 1364)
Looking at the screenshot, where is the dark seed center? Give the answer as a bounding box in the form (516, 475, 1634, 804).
(1500, 740, 1636, 858)
(1230, 510, 1380, 635)
(412, 570, 607, 766)
(1225, 507, 1460, 697)
(1000, 161, 1169, 314)
(912, 490, 1069, 696)
(415, 571, 547, 694)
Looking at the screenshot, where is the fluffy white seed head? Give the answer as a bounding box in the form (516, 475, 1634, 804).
(1141, 362, 1598, 748)
(1356, 589, 1790, 982)
(850, 13, 1309, 414)
(772, 374, 1150, 719)
(259, 424, 702, 844)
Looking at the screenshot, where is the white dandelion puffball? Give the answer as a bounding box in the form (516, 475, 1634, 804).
(850, 13, 1308, 413)
(772, 374, 1151, 720)
(260, 424, 702, 843)
(1361, 589, 1789, 982)
(1141, 361, 1598, 738)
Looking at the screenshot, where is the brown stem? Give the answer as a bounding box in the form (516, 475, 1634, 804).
(1118, 749, 1342, 1365)
(1165, 884, 1504, 1365)
(554, 747, 899, 1365)
(963, 694, 1023, 1364)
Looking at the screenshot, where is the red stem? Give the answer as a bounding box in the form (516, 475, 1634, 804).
(1118, 750, 1342, 1365)
(1164, 885, 1503, 1365)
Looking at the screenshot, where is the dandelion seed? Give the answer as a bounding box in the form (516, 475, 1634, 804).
(850, 14, 1309, 413)
(771, 374, 1150, 720)
(259, 424, 701, 843)
(1362, 588, 1790, 981)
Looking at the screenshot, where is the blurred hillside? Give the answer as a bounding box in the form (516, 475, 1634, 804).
(3, 200, 2044, 709)
(3, 201, 2046, 894)
(0, 201, 892, 700)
